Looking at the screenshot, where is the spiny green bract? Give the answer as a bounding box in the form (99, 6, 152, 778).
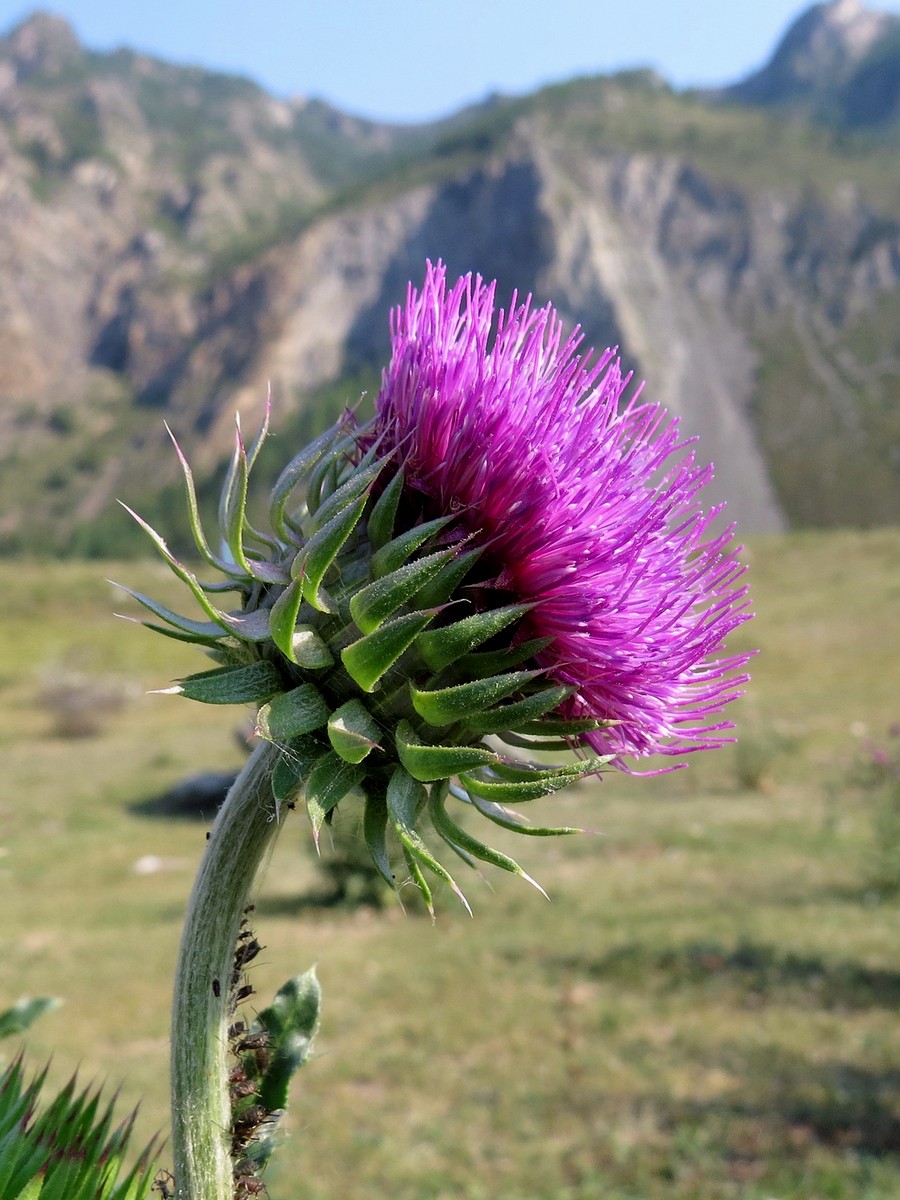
(0, 1055, 160, 1200)
(121, 409, 611, 914)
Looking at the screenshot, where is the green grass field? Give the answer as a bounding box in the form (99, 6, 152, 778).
(2, 529, 899, 1199)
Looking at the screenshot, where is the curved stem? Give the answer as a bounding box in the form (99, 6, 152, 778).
(171, 739, 285, 1200)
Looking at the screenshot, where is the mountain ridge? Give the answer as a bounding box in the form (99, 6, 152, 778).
(0, 3, 898, 555)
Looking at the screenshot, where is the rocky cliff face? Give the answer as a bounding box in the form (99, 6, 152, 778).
(1, 6, 899, 553)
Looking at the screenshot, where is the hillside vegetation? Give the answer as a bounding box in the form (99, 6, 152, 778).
(2, 528, 898, 1198)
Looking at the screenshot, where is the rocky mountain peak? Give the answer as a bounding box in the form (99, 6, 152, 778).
(726, 0, 897, 105)
(0, 11, 82, 80)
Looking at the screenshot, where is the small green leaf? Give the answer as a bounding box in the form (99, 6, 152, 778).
(111, 583, 227, 644)
(0, 997, 60, 1040)
(400, 845, 434, 916)
(118, 503, 235, 634)
(429, 787, 547, 896)
(327, 699, 381, 763)
(411, 670, 541, 726)
(305, 751, 365, 843)
(168, 661, 283, 705)
(272, 737, 322, 804)
(269, 422, 349, 540)
(165, 422, 245, 578)
(371, 515, 454, 578)
(395, 720, 499, 782)
(363, 793, 395, 887)
(350, 548, 456, 633)
(269, 576, 305, 661)
(292, 624, 334, 668)
(495, 731, 583, 752)
(459, 757, 605, 802)
(366, 468, 404, 549)
(257, 684, 329, 741)
(412, 545, 482, 608)
(386, 768, 471, 915)
(463, 789, 586, 837)
(417, 603, 532, 672)
(297, 493, 368, 612)
(219, 607, 277, 642)
(458, 684, 573, 738)
(341, 609, 437, 692)
(310, 459, 383, 533)
(220, 419, 253, 575)
(518, 714, 613, 735)
(306, 429, 360, 515)
(486, 758, 601, 782)
(458, 635, 554, 677)
(256, 969, 320, 1112)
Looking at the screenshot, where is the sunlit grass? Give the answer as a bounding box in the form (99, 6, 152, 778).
(2, 530, 898, 1198)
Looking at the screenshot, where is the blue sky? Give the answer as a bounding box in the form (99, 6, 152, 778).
(1, 1, 899, 122)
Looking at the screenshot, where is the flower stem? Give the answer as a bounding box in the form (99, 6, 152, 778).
(171, 739, 285, 1200)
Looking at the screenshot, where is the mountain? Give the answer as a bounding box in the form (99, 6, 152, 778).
(0, 5, 899, 555)
(724, 0, 900, 119)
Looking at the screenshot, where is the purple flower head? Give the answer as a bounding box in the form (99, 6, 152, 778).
(372, 261, 753, 766)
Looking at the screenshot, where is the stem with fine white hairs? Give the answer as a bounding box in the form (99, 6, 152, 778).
(170, 739, 285, 1200)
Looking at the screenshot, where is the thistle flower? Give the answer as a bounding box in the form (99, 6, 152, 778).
(371, 262, 752, 763)
(123, 261, 752, 912)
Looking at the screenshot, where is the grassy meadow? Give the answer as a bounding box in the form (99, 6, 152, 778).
(1, 528, 899, 1199)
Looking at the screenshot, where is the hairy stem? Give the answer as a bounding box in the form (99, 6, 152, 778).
(171, 739, 285, 1200)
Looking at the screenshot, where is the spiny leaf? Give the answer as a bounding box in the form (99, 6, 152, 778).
(411, 545, 483, 608)
(327, 699, 381, 764)
(495, 731, 584, 752)
(297, 493, 368, 612)
(395, 720, 499, 782)
(488, 755, 611, 782)
(272, 737, 322, 804)
(163, 661, 283, 705)
(118, 504, 234, 635)
(164, 422, 245, 579)
(350, 547, 456, 634)
(462, 788, 587, 837)
(111, 583, 227, 644)
(457, 684, 574, 738)
(371, 515, 455, 579)
(269, 576, 305, 662)
(428, 786, 548, 897)
(416, 603, 533, 673)
(363, 793, 395, 887)
(518, 714, 614, 735)
(309, 458, 383, 534)
(365, 468, 404, 549)
(268, 589, 335, 664)
(400, 845, 433, 916)
(386, 768, 471, 915)
(257, 684, 330, 741)
(244, 389, 272, 473)
(341, 609, 437, 693)
(458, 635, 555, 677)
(459, 757, 606, 802)
(220, 417, 253, 575)
(305, 751, 365, 845)
(411, 669, 542, 726)
(305, 428, 361, 515)
(270, 422, 352, 541)
(115, 616, 225, 647)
